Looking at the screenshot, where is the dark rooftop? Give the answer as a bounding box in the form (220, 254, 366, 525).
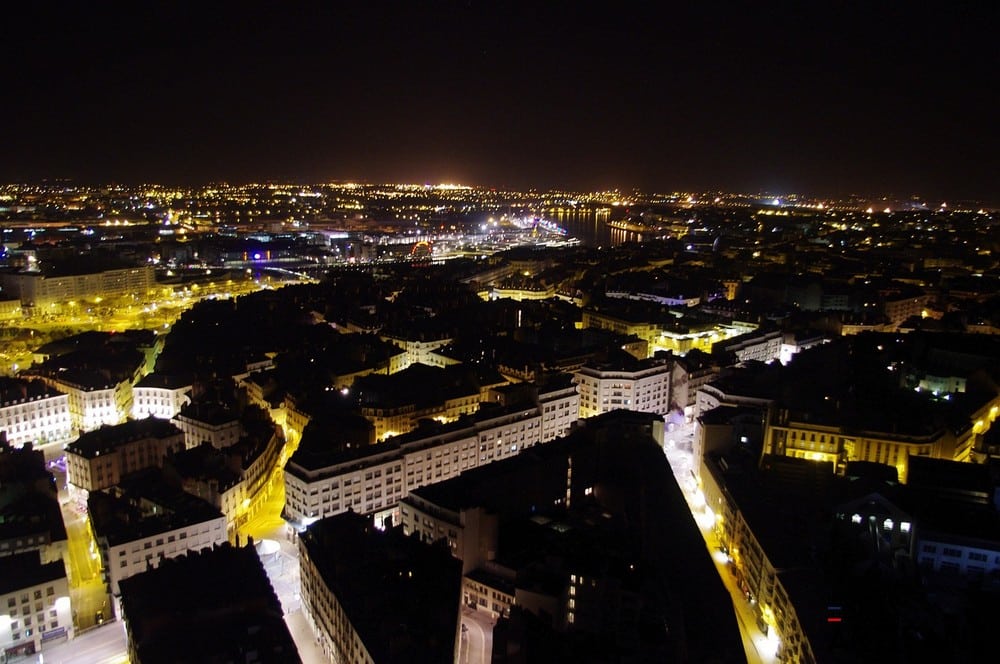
(67, 418, 183, 459)
(0, 377, 64, 407)
(0, 551, 66, 596)
(301, 512, 461, 664)
(134, 372, 193, 390)
(119, 542, 299, 664)
(88, 470, 224, 548)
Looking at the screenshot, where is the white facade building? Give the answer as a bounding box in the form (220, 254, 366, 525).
(285, 382, 578, 527)
(34, 373, 134, 433)
(574, 357, 671, 419)
(0, 379, 72, 448)
(131, 374, 192, 420)
(0, 265, 155, 308)
(98, 513, 227, 596)
(172, 404, 241, 449)
(916, 536, 1000, 576)
(65, 419, 186, 492)
(0, 554, 74, 659)
(378, 332, 453, 371)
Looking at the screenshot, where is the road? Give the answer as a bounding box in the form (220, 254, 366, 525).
(663, 422, 777, 664)
(460, 606, 493, 664)
(43, 446, 114, 631)
(30, 620, 127, 664)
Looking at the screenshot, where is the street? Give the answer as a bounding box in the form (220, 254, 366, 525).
(43, 445, 114, 631)
(27, 620, 127, 664)
(460, 606, 493, 664)
(252, 521, 327, 664)
(663, 421, 777, 664)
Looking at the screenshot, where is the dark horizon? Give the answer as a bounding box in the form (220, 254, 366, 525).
(2, 3, 997, 202)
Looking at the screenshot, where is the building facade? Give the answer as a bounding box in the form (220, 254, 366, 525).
(131, 375, 192, 420)
(172, 404, 241, 450)
(0, 379, 72, 448)
(65, 419, 186, 492)
(574, 357, 671, 419)
(285, 382, 579, 527)
(0, 554, 73, 660)
(0, 265, 155, 308)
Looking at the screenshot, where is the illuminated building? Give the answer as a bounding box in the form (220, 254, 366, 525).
(168, 414, 283, 535)
(171, 402, 241, 449)
(490, 282, 557, 301)
(0, 552, 73, 659)
(767, 417, 977, 482)
(284, 379, 579, 527)
(65, 419, 185, 492)
(353, 364, 492, 441)
(778, 332, 830, 366)
(581, 308, 662, 355)
(700, 453, 826, 663)
(0, 265, 154, 308)
(0, 378, 72, 448)
(60, 373, 134, 433)
(25, 341, 144, 433)
(89, 474, 227, 595)
(670, 350, 720, 420)
(131, 374, 192, 420)
(573, 354, 671, 419)
(379, 329, 453, 371)
(711, 328, 783, 364)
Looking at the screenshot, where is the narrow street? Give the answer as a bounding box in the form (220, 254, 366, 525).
(662, 422, 778, 664)
(44, 445, 113, 631)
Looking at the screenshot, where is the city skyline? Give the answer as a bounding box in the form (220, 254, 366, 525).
(2, 3, 997, 201)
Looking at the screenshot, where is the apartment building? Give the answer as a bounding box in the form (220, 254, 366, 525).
(0, 553, 73, 659)
(284, 380, 579, 527)
(65, 419, 185, 492)
(89, 482, 227, 596)
(0, 378, 72, 447)
(131, 374, 192, 420)
(574, 354, 671, 419)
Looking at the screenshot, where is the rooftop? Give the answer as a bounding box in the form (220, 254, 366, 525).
(0, 551, 66, 595)
(301, 512, 462, 663)
(67, 418, 183, 459)
(88, 470, 224, 547)
(119, 542, 298, 664)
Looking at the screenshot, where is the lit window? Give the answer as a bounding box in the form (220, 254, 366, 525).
(883, 519, 894, 531)
(900, 521, 911, 533)
(851, 514, 862, 525)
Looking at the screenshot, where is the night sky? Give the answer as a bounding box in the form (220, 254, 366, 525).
(3, 2, 997, 199)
